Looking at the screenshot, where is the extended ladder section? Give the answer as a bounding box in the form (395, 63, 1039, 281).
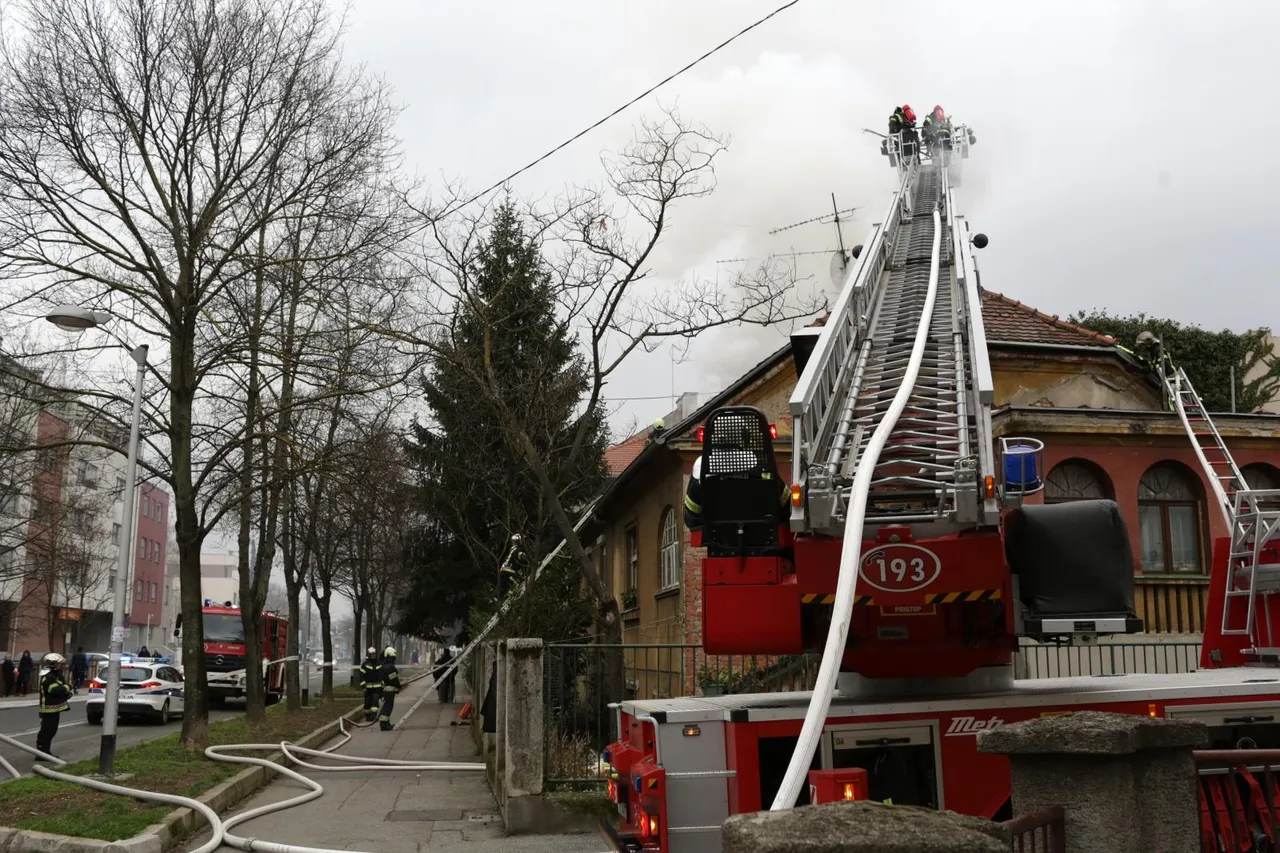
(1158, 363, 1280, 655)
(789, 129, 1001, 540)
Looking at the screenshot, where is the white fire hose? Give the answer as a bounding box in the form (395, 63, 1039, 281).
(0, 512, 602, 852)
(0, 713, 483, 853)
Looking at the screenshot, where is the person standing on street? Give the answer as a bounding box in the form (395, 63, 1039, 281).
(70, 647, 87, 694)
(358, 647, 382, 723)
(17, 651, 33, 695)
(378, 646, 400, 731)
(433, 647, 455, 704)
(36, 654, 71, 760)
(1, 655, 14, 697)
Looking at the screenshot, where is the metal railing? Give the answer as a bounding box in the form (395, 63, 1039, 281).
(1001, 806, 1065, 853)
(1195, 749, 1280, 853)
(543, 640, 1206, 788)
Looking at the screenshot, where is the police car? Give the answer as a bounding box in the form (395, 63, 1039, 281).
(85, 657, 185, 725)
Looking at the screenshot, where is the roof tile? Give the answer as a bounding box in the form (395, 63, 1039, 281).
(604, 432, 648, 477)
(979, 289, 1115, 347)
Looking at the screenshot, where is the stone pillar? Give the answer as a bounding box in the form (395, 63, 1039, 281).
(500, 638, 547, 833)
(722, 801, 1009, 853)
(977, 711, 1208, 853)
(494, 642, 506, 796)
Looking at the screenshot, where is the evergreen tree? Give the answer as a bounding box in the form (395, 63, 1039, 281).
(399, 201, 608, 639)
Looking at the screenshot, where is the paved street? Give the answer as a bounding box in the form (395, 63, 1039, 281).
(0, 665, 349, 778)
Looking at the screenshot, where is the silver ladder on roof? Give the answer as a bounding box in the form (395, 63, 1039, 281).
(1159, 362, 1280, 656)
(789, 127, 1000, 540)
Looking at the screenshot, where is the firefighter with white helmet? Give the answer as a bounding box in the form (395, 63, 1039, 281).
(36, 653, 71, 759)
(358, 647, 382, 723)
(378, 646, 400, 731)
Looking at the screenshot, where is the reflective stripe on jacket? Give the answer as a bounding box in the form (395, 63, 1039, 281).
(39, 673, 70, 714)
(359, 660, 383, 689)
(381, 663, 400, 694)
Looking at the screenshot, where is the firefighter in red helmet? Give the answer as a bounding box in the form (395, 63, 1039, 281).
(887, 104, 918, 164)
(922, 105, 952, 156)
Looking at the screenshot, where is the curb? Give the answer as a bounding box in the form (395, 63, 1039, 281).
(0, 690, 404, 853)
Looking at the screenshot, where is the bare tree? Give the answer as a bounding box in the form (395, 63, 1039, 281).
(0, 0, 401, 746)
(407, 109, 821, 648)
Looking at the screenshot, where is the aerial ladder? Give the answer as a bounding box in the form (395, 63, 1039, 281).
(694, 127, 1145, 811)
(602, 127, 1280, 853)
(1151, 352, 1280, 666)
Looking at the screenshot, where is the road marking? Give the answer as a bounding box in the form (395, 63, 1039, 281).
(6, 720, 88, 738)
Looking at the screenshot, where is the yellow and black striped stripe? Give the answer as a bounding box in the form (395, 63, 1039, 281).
(801, 593, 875, 606)
(800, 589, 1002, 606)
(924, 589, 1002, 605)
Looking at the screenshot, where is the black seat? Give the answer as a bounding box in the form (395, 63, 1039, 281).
(1004, 499, 1144, 638)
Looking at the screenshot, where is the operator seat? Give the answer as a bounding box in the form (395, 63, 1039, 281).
(1004, 499, 1144, 640)
(698, 406, 788, 558)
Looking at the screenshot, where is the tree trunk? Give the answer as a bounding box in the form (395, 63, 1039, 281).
(352, 609, 363, 666)
(173, 379, 210, 748)
(318, 607, 333, 699)
(284, 582, 301, 710)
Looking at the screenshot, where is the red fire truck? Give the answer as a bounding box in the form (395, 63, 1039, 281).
(600, 129, 1280, 852)
(202, 602, 289, 706)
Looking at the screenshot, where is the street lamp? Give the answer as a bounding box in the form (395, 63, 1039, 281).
(44, 306, 147, 777)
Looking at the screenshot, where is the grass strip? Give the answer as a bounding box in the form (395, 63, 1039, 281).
(0, 688, 365, 842)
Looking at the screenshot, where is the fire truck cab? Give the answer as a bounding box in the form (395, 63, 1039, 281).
(201, 601, 289, 706)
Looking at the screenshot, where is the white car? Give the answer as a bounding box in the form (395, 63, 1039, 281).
(85, 661, 185, 725)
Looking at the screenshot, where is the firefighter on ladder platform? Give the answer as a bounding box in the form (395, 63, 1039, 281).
(683, 425, 791, 535)
(359, 647, 382, 722)
(378, 646, 400, 731)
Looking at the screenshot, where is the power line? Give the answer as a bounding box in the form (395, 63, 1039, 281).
(448, 0, 805, 214)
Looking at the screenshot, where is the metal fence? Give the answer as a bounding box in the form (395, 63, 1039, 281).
(1001, 806, 1066, 853)
(543, 639, 1205, 789)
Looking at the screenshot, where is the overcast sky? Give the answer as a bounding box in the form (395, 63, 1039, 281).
(333, 0, 1276, 439)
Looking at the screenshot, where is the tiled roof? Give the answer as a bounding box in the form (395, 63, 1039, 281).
(979, 289, 1115, 347)
(811, 292, 1113, 348)
(604, 432, 648, 477)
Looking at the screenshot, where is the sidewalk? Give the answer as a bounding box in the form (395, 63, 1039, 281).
(186, 672, 609, 853)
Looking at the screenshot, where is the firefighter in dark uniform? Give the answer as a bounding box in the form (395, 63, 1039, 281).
(36, 653, 71, 759)
(358, 647, 382, 722)
(683, 437, 790, 534)
(497, 534, 524, 601)
(888, 104, 918, 164)
(922, 105, 951, 155)
(378, 646, 400, 731)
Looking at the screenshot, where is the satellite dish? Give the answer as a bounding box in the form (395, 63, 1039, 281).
(829, 250, 848, 286)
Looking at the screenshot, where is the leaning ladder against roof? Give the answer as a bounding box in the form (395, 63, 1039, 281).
(1155, 360, 1280, 652)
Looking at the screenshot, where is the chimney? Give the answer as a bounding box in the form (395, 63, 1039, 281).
(676, 392, 700, 421)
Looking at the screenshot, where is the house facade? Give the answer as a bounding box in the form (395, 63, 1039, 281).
(583, 290, 1280, 698)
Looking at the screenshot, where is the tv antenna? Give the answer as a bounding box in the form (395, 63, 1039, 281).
(768, 194, 857, 284)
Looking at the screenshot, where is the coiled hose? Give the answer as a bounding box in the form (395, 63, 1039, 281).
(0, 714, 483, 853)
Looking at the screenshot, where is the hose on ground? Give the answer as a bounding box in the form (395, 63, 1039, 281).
(2, 710, 484, 853)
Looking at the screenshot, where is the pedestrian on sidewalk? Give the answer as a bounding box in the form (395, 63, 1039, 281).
(358, 647, 382, 723)
(1, 655, 13, 697)
(36, 653, 71, 760)
(378, 646, 400, 731)
(70, 647, 87, 693)
(17, 651, 32, 695)
(432, 647, 455, 704)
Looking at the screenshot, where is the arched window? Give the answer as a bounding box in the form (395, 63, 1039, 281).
(1243, 464, 1280, 491)
(1243, 464, 1280, 510)
(1044, 460, 1112, 503)
(659, 508, 680, 591)
(1138, 464, 1202, 574)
